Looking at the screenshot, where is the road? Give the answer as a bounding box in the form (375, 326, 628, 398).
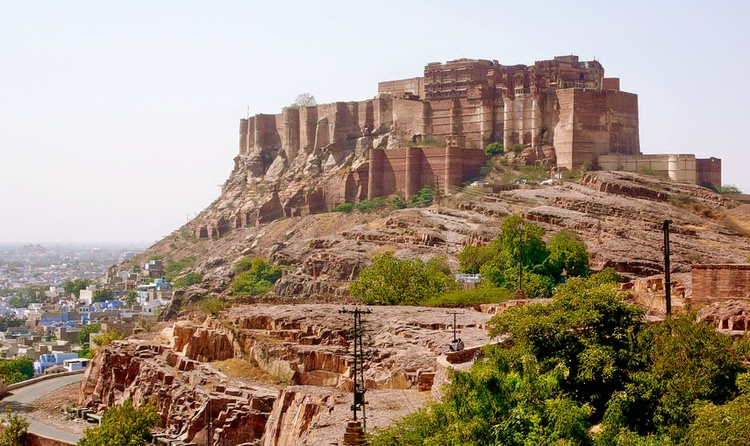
(0, 374, 84, 444)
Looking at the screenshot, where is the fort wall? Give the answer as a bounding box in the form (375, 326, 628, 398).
(696, 157, 722, 188)
(368, 146, 486, 200)
(217, 55, 722, 239)
(598, 154, 698, 183)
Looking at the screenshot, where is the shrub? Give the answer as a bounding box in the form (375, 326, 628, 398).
(422, 287, 512, 307)
(172, 272, 203, 288)
(199, 298, 228, 316)
(79, 399, 160, 446)
(0, 407, 28, 446)
(510, 143, 525, 152)
(410, 186, 435, 208)
(0, 357, 34, 384)
(484, 142, 504, 156)
(390, 194, 408, 210)
(719, 184, 743, 194)
(350, 253, 455, 305)
(356, 197, 386, 213)
(231, 257, 283, 296)
(165, 256, 196, 282)
(331, 203, 354, 213)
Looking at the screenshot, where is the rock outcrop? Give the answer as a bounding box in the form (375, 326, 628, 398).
(80, 304, 495, 445)
(79, 338, 277, 444)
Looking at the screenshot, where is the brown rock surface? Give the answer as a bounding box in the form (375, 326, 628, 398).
(79, 304, 494, 445)
(147, 170, 750, 320)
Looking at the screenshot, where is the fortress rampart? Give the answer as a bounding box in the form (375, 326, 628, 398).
(194, 55, 723, 239)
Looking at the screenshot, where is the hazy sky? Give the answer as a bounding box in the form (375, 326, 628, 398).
(1, 1, 749, 244)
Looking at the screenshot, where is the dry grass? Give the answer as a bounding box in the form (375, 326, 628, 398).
(367, 245, 398, 258)
(724, 215, 750, 237)
(212, 357, 289, 387)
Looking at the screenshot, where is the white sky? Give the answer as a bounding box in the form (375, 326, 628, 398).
(1, 1, 749, 244)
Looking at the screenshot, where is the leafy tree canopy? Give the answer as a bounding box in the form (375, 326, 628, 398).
(62, 278, 92, 297)
(230, 257, 283, 296)
(78, 324, 101, 345)
(0, 407, 29, 446)
(370, 271, 750, 445)
(0, 357, 34, 385)
(93, 287, 114, 303)
(0, 315, 25, 331)
(78, 399, 160, 446)
(284, 93, 317, 110)
(349, 252, 455, 305)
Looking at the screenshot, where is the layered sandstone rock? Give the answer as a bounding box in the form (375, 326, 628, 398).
(80, 304, 494, 445)
(79, 339, 277, 444)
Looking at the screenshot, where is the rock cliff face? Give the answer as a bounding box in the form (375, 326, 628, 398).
(79, 337, 277, 444)
(80, 305, 494, 445)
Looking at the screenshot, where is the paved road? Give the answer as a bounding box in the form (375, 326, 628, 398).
(0, 374, 84, 444)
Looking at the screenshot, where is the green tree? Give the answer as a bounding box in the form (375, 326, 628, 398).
(457, 245, 496, 274)
(283, 93, 317, 110)
(0, 407, 29, 446)
(7, 286, 46, 308)
(125, 290, 138, 307)
(172, 272, 203, 288)
(684, 374, 750, 445)
(600, 313, 744, 442)
(349, 253, 455, 305)
(370, 272, 637, 445)
(78, 399, 160, 446)
(718, 184, 742, 194)
(544, 229, 591, 280)
(62, 278, 93, 298)
(0, 357, 34, 384)
(489, 274, 645, 413)
(93, 287, 114, 303)
(230, 257, 283, 296)
(78, 324, 101, 345)
(0, 315, 24, 331)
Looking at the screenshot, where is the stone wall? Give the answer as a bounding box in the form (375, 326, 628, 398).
(368, 146, 487, 200)
(598, 154, 698, 184)
(696, 157, 722, 188)
(691, 264, 750, 306)
(554, 89, 640, 169)
(378, 77, 424, 98)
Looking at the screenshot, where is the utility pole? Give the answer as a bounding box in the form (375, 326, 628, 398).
(339, 307, 375, 433)
(448, 311, 464, 351)
(662, 220, 672, 316)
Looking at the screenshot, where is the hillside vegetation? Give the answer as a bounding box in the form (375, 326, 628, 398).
(371, 273, 750, 446)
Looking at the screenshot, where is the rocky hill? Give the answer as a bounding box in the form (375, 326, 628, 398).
(128, 164, 750, 316)
(90, 113, 750, 445)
